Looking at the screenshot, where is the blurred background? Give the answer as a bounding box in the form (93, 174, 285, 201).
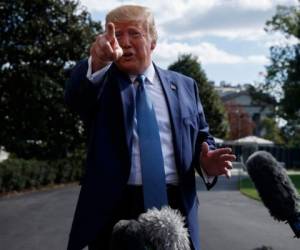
(1, 1, 300, 250)
(1, 0, 300, 192)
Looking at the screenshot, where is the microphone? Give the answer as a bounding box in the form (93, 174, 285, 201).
(110, 206, 191, 250)
(110, 219, 145, 250)
(246, 151, 300, 238)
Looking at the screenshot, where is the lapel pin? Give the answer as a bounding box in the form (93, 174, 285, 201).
(171, 83, 177, 90)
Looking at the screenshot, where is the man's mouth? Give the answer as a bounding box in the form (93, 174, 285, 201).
(122, 52, 134, 59)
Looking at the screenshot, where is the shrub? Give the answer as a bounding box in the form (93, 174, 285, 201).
(0, 149, 85, 193)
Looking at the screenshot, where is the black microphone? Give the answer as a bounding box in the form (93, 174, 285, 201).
(246, 151, 300, 238)
(110, 206, 191, 250)
(110, 219, 145, 250)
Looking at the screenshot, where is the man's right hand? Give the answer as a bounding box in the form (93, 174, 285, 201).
(90, 22, 123, 73)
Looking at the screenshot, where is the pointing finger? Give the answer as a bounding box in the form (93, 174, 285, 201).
(106, 22, 116, 41)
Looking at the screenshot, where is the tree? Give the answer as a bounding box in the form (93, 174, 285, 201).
(260, 117, 284, 144)
(168, 54, 228, 138)
(246, 84, 277, 107)
(224, 101, 255, 140)
(265, 2, 300, 145)
(0, 0, 102, 159)
(282, 125, 300, 147)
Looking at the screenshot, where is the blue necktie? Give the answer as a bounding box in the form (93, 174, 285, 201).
(135, 75, 168, 210)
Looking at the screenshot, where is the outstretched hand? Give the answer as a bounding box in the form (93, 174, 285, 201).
(90, 22, 123, 72)
(200, 142, 236, 178)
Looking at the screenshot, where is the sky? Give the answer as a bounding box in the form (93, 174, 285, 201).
(79, 0, 299, 85)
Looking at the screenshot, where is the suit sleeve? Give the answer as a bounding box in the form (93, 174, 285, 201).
(192, 80, 218, 190)
(64, 59, 108, 123)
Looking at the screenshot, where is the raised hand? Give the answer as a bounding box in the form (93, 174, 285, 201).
(90, 22, 123, 72)
(200, 142, 236, 178)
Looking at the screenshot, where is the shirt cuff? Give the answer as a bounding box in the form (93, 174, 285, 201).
(200, 167, 215, 184)
(86, 56, 111, 84)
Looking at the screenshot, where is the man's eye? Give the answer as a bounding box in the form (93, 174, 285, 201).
(129, 31, 142, 38)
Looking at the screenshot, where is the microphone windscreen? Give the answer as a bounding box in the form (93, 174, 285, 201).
(110, 219, 145, 250)
(246, 151, 300, 237)
(138, 206, 191, 250)
(246, 151, 300, 221)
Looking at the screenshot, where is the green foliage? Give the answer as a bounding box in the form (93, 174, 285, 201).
(265, 3, 300, 143)
(0, 148, 85, 193)
(282, 124, 300, 147)
(246, 84, 277, 107)
(0, 0, 102, 160)
(168, 54, 228, 138)
(261, 117, 285, 144)
(239, 177, 261, 201)
(240, 175, 300, 201)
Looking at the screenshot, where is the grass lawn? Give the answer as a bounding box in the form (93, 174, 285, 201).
(240, 174, 300, 201)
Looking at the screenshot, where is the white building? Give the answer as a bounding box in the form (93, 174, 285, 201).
(215, 84, 274, 137)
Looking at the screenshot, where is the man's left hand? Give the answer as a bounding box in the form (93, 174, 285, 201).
(200, 142, 236, 178)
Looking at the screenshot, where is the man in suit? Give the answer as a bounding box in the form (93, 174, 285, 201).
(65, 5, 235, 250)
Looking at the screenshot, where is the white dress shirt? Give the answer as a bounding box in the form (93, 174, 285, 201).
(86, 57, 213, 184)
(127, 64, 179, 184)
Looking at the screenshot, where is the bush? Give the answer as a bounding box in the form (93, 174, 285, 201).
(0, 149, 85, 193)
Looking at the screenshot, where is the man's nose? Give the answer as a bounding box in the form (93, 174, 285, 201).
(118, 33, 131, 48)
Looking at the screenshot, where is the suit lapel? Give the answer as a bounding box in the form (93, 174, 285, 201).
(155, 65, 183, 172)
(113, 66, 135, 161)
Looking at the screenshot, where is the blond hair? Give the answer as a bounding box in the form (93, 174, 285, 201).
(106, 5, 158, 43)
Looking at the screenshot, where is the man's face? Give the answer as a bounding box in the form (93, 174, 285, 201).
(113, 20, 155, 74)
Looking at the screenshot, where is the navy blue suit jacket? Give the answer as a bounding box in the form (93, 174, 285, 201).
(65, 60, 217, 250)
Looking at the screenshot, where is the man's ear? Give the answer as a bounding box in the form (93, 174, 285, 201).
(151, 40, 156, 51)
